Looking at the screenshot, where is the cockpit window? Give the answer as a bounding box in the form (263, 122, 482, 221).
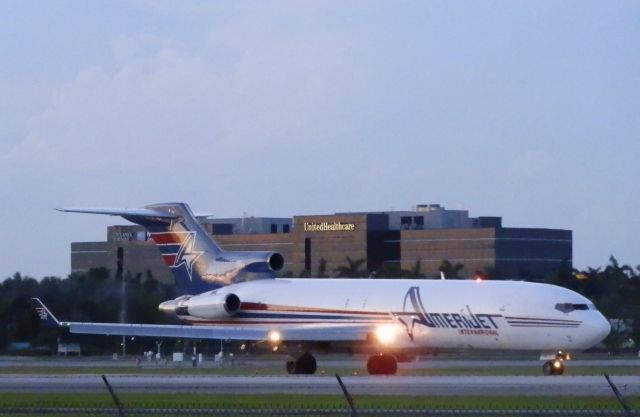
(555, 303, 590, 313)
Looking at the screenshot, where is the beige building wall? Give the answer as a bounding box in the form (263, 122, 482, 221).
(398, 228, 497, 277)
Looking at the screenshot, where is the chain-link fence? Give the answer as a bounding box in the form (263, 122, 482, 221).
(1, 406, 639, 417)
(2, 374, 636, 417)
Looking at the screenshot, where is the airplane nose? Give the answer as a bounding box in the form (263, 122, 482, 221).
(158, 299, 177, 314)
(594, 313, 611, 342)
(582, 311, 611, 348)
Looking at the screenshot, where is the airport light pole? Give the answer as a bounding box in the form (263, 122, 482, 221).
(120, 277, 126, 358)
(117, 247, 126, 358)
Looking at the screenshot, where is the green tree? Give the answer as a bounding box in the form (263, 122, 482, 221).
(317, 258, 329, 278)
(333, 257, 367, 278)
(438, 260, 464, 279)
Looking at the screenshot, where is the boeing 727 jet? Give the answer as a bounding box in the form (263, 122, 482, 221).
(33, 202, 610, 375)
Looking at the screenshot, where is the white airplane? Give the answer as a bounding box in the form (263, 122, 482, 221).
(33, 202, 610, 375)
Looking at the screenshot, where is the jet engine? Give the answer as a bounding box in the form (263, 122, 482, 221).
(225, 251, 285, 273)
(159, 292, 241, 319)
(200, 251, 285, 286)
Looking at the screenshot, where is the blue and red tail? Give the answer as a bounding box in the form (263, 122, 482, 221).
(58, 203, 284, 294)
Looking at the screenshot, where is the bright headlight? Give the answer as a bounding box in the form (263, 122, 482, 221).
(375, 324, 398, 345)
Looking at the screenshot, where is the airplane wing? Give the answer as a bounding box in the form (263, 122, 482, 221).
(32, 298, 373, 342)
(66, 322, 372, 342)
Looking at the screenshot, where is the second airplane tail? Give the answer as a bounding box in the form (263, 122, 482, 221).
(58, 203, 284, 294)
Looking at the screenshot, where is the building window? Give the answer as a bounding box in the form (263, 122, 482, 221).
(401, 216, 412, 230)
(116, 247, 124, 278)
(271, 224, 278, 234)
(304, 238, 311, 271)
(414, 216, 424, 229)
(283, 224, 290, 233)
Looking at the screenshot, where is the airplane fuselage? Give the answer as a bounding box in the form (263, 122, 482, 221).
(177, 278, 610, 352)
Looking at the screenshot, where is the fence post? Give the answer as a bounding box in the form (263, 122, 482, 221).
(335, 373, 358, 417)
(604, 373, 632, 417)
(102, 374, 126, 417)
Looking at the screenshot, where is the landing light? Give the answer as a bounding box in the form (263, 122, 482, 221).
(268, 330, 281, 344)
(553, 360, 562, 369)
(375, 324, 398, 345)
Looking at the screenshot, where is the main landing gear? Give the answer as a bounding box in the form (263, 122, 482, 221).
(367, 353, 398, 375)
(542, 351, 569, 375)
(284, 351, 399, 375)
(286, 351, 317, 374)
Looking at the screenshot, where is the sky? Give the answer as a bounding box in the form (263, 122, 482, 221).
(1, 1, 638, 279)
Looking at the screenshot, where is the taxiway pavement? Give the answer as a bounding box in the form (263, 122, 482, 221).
(2, 374, 638, 396)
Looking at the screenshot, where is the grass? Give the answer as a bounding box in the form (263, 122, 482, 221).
(2, 357, 638, 415)
(1, 392, 639, 409)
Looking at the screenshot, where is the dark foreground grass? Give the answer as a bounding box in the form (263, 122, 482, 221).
(1, 393, 639, 409)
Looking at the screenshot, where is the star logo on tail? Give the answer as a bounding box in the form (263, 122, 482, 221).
(174, 232, 203, 281)
(36, 307, 48, 321)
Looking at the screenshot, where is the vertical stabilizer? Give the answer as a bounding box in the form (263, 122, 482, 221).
(58, 203, 284, 294)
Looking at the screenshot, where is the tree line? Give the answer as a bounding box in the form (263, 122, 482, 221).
(0, 268, 175, 354)
(1, 256, 638, 354)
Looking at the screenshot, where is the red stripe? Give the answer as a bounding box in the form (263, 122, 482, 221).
(239, 302, 388, 316)
(187, 320, 378, 325)
(162, 255, 177, 265)
(151, 233, 186, 244)
(504, 316, 580, 323)
(240, 302, 268, 310)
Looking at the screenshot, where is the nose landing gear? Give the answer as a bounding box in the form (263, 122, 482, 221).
(542, 351, 569, 375)
(542, 359, 565, 375)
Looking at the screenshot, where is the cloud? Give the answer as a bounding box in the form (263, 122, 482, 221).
(0, 6, 369, 278)
(5, 25, 362, 171)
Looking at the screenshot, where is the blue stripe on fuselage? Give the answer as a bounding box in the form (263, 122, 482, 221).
(236, 312, 380, 320)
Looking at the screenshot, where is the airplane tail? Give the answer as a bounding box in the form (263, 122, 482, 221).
(58, 203, 284, 294)
(31, 298, 62, 328)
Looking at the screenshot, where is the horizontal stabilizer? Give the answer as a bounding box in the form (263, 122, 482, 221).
(56, 207, 178, 219)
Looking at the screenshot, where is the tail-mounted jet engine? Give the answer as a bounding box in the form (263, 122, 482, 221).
(200, 251, 285, 286)
(233, 251, 285, 274)
(159, 292, 241, 319)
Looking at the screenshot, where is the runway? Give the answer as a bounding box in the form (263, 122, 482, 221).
(2, 374, 639, 396)
(1, 355, 638, 369)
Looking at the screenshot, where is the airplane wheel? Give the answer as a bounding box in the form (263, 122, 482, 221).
(286, 351, 317, 374)
(367, 353, 398, 375)
(542, 360, 565, 376)
(286, 359, 296, 374)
